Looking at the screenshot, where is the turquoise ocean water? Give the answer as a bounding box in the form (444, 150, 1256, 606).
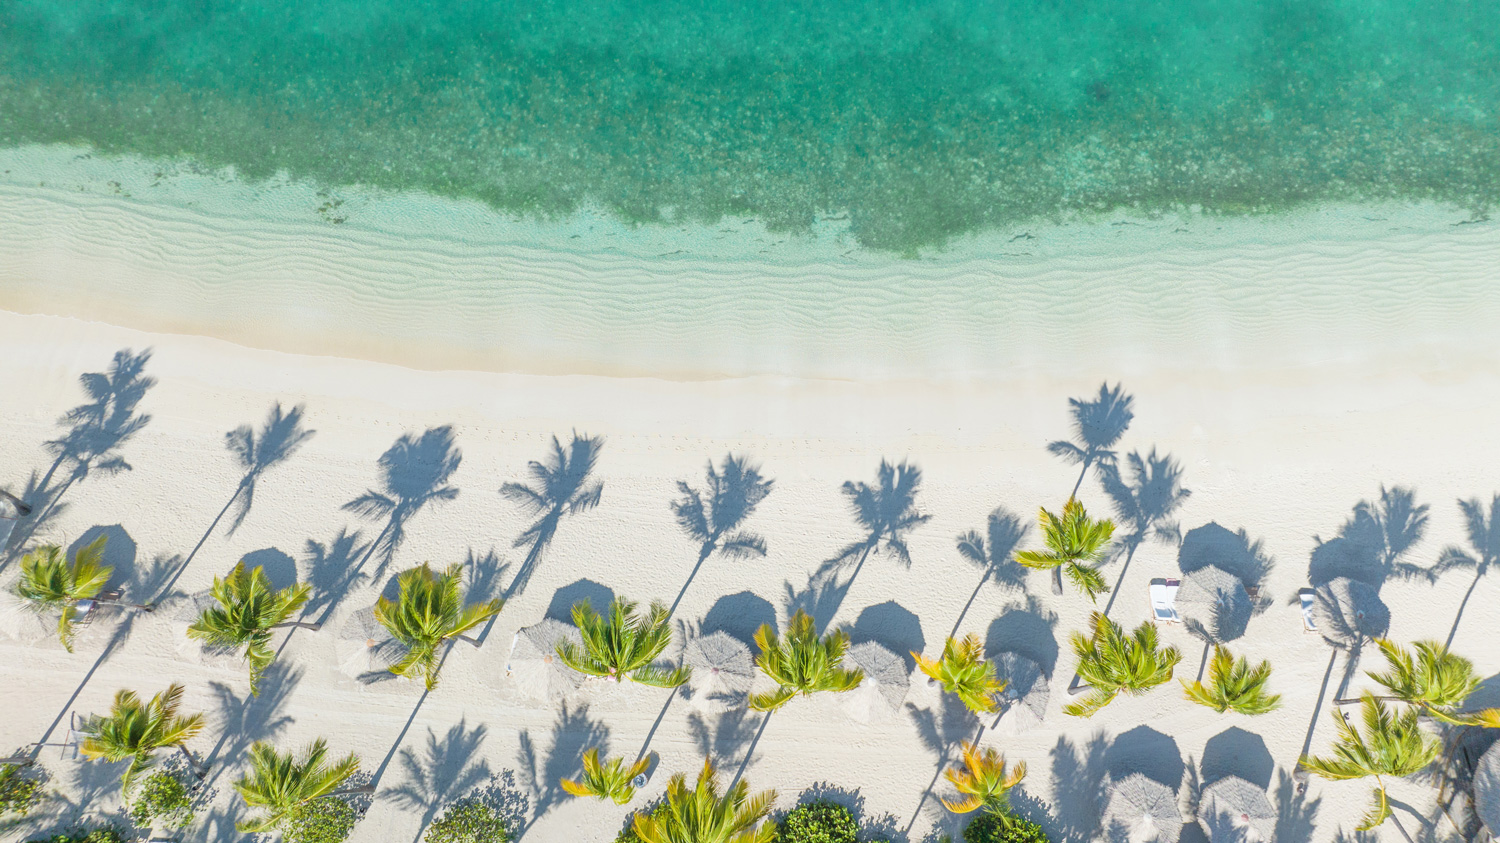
(2, 0, 1498, 254)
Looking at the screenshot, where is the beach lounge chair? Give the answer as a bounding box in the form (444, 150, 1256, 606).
(1149, 578, 1180, 624)
(1300, 588, 1317, 632)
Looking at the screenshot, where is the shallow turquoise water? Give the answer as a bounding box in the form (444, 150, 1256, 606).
(1, 0, 1497, 252)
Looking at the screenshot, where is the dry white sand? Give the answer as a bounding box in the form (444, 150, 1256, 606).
(1, 148, 1499, 843)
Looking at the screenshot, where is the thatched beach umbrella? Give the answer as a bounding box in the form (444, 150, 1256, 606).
(683, 631, 755, 711)
(1313, 576, 1389, 649)
(1103, 773, 1184, 843)
(1176, 566, 1252, 643)
(335, 605, 407, 679)
(993, 652, 1049, 736)
(506, 618, 585, 700)
(1474, 741, 1500, 837)
(1197, 776, 1275, 843)
(840, 641, 907, 722)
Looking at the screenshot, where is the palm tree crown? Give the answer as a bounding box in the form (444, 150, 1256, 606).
(1066, 612, 1181, 717)
(560, 747, 651, 805)
(941, 743, 1027, 816)
(16, 536, 112, 651)
(749, 610, 864, 712)
(913, 634, 1007, 714)
(235, 739, 361, 833)
(839, 460, 931, 566)
(80, 683, 204, 793)
(375, 562, 502, 690)
(557, 597, 690, 688)
(1362, 639, 1500, 727)
(672, 454, 773, 560)
(1181, 645, 1281, 715)
(631, 758, 776, 843)
(1300, 695, 1440, 832)
(1016, 498, 1114, 600)
(187, 562, 311, 695)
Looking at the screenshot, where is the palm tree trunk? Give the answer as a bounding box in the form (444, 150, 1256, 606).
(1196, 640, 1213, 682)
(99, 597, 155, 613)
(271, 620, 322, 631)
(453, 634, 482, 648)
(666, 540, 716, 620)
(1332, 694, 1400, 706)
(1444, 570, 1483, 650)
(176, 743, 208, 779)
(1051, 565, 1064, 596)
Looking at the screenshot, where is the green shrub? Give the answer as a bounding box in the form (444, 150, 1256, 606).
(0, 763, 42, 817)
(425, 799, 511, 843)
(963, 813, 1049, 843)
(777, 801, 859, 843)
(614, 820, 643, 843)
(25, 828, 126, 843)
(281, 798, 358, 843)
(128, 770, 195, 829)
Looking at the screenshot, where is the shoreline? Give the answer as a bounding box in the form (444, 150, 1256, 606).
(2, 144, 1499, 382)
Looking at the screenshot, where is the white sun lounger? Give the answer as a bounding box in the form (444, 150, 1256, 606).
(1150, 578, 1180, 624)
(1300, 588, 1317, 632)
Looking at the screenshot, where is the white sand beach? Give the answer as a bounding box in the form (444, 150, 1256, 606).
(2, 148, 1500, 843)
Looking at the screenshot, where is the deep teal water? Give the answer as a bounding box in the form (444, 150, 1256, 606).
(2, 0, 1497, 252)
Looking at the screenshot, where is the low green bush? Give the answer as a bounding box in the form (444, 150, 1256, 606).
(777, 801, 859, 843)
(425, 799, 511, 843)
(24, 828, 126, 843)
(963, 813, 1049, 843)
(614, 818, 644, 843)
(128, 770, 194, 829)
(281, 798, 358, 843)
(0, 763, 42, 817)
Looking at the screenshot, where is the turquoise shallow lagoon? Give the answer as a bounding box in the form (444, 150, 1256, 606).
(2, 0, 1498, 253)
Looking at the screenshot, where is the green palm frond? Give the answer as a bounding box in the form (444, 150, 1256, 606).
(913, 634, 1007, 714)
(235, 738, 361, 833)
(1015, 499, 1114, 602)
(375, 562, 502, 690)
(1181, 646, 1281, 715)
(80, 683, 204, 793)
(940, 743, 1026, 816)
(1366, 639, 1500, 726)
(556, 597, 690, 688)
(560, 747, 651, 805)
(1300, 694, 1440, 832)
(749, 610, 863, 712)
(16, 537, 113, 652)
(1065, 612, 1180, 717)
(188, 562, 311, 695)
(632, 759, 776, 843)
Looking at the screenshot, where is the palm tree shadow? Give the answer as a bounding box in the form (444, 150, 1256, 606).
(1274, 767, 1321, 843)
(515, 702, 608, 836)
(1047, 382, 1134, 499)
(686, 707, 761, 766)
(1432, 494, 1500, 648)
(1097, 449, 1190, 618)
(501, 433, 604, 601)
(302, 528, 373, 626)
(344, 427, 463, 577)
(223, 403, 316, 535)
(667, 453, 773, 617)
(200, 662, 301, 788)
(952, 506, 1029, 637)
(782, 571, 848, 636)
(387, 719, 493, 843)
(5, 349, 156, 565)
(1310, 485, 1430, 589)
(1047, 733, 1111, 843)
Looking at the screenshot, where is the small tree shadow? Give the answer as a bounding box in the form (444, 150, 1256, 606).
(344, 427, 462, 576)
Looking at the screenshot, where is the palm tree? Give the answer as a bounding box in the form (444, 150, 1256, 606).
(951, 507, 1028, 637)
(557, 597, 690, 688)
(1065, 612, 1181, 717)
(668, 454, 773, 615)
(834, 459, 931, 593)
(1097, 449, 1190, 615)
(223, 403, 315, 535)
(187, 562, 315, 695)
(1300, 695, 1440, 840)
(344, 426, 462, 571)
(374, 562, 502, 690)
(1433, 494, 1499, 647)
(80, 683, 205, 793)
(14, 536, 139, 651)
(940, 742, 1027, 816)
(235, 739, 362, 833)
(560, 747, 651, 805)
(1047, 382, 1134, 498)
(1016, 498, 1114, 599)
(913, 634, 1007, 714)
(631, 758, 776, 843)
(749, 610, 863, 712)
(501, 433, 604, 594)
(1334, 639, 1500, 727)
(1181, 645, 1281, 715)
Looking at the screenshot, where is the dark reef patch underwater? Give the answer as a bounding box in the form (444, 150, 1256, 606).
(2, 0, 1497, 253)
